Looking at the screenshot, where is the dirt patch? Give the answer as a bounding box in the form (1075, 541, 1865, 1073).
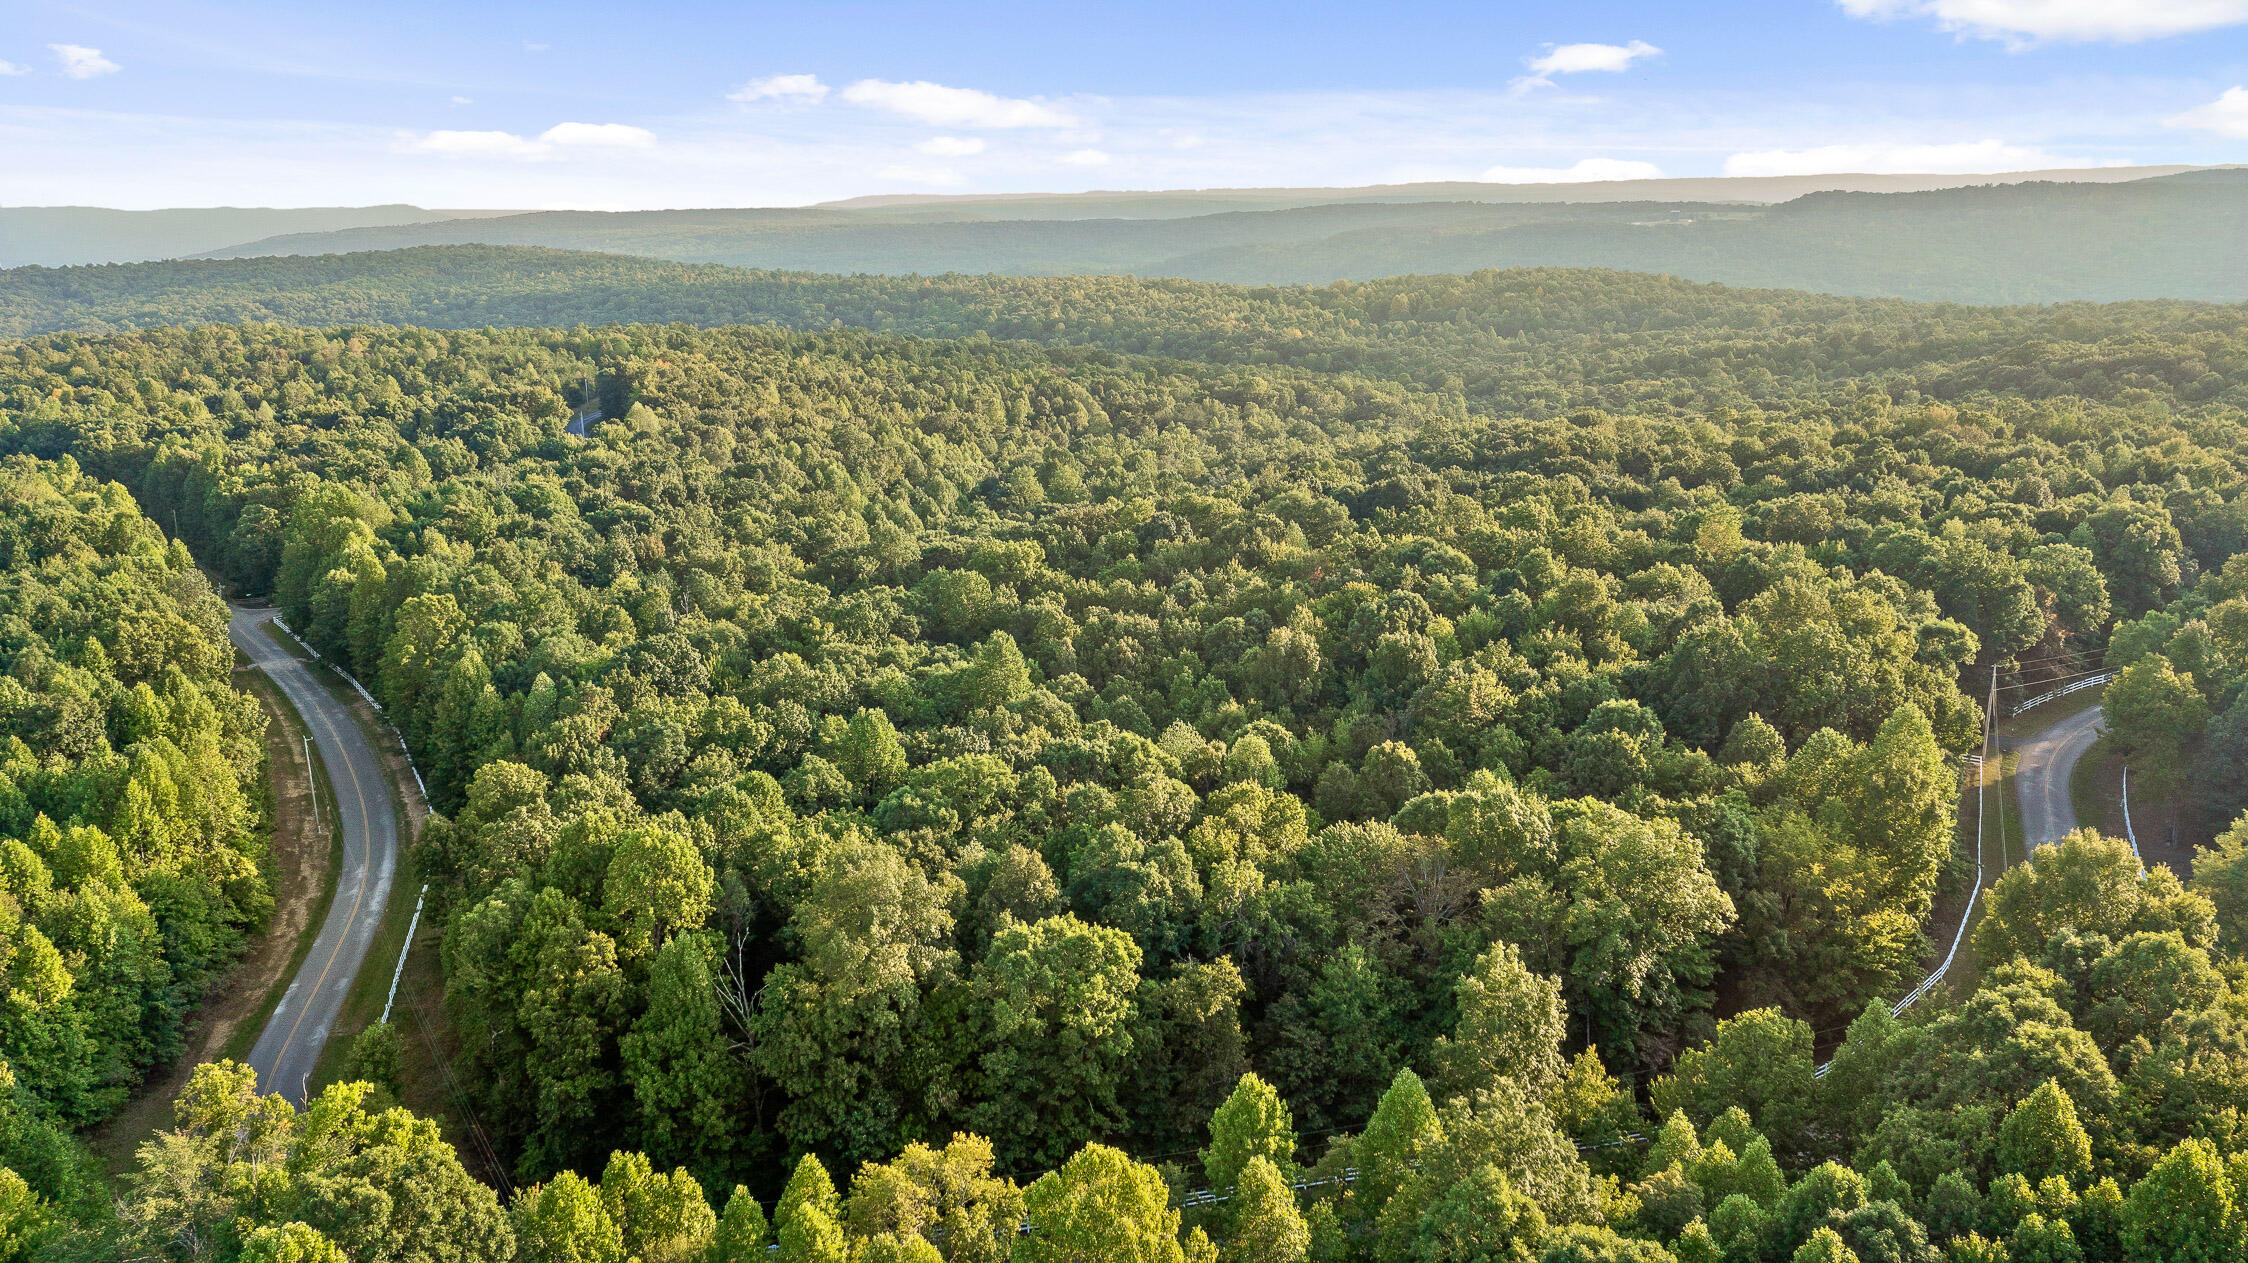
(87, 659, 334, 1172)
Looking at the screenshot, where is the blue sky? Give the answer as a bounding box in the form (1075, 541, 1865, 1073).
(5, 0, 2248, 208)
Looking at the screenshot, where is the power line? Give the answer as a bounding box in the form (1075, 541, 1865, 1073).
(1994, 664, 2114, 692)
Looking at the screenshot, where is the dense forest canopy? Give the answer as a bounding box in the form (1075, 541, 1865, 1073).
(0, 262, 2244, 1261)
(9, 251, 2248, 424)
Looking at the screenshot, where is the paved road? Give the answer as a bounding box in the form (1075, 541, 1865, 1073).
(2011, 702, 2105, 851)
(232, 605, 397, 1104)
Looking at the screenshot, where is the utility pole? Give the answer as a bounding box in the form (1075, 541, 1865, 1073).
(304, 734, 318, 838)
(1986, 664, 2000, 867)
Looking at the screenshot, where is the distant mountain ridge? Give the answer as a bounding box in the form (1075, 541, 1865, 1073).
(812, 164, 2214, 218)
(0, 204, 524, 268)
(0, 164, 2221, 268)
(164, 170, 2248, 305)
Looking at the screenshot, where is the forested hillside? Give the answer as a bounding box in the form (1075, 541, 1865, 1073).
(167, 171, 2248, 303)
(10, 250, 2248, 423)
(0, 270, 2245, 1258)
(0, 454, 273, 1228)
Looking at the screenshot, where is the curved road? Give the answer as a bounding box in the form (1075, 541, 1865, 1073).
(2010, 702, 2105, 851)
(231, 605, 398, 1104)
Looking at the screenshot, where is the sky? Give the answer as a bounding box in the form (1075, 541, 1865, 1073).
(4, 0, 2248, 209)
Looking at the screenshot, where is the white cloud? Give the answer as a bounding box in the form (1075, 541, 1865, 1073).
(402, 129, 549, 158)
(1837, 0, 2248, 43)
(449, 95, 473, 105)
(1060, 148, 1110, 166)
(730, 73, 829, 104)
(917, 135, 986, 156)
(1514, 40, 1660, 92)
(0, 61, 28, 77)
(840, 79, 1076, 128)
(540, 121, 656, 148)
(1481, 157, 1665, 183)
(1526, 40, 1663, 77)
(2167, 86, 2248, 138)
(401, 122, 654, 160)
(523, 41, 551, 52)
(1722, 138, 2107, 176)
(50, 45, 119, 79)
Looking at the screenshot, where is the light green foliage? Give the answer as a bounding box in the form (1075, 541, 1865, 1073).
(1228, 1156, 1311, 1263)
(512, 1173, 624, 1263)
(10, 254, 2248, 1263)
(844, 1133, 1023, 1263)
(1710, 1194, 1769, 1261)
(1534, 1224, 1677, 1262)
(621, 933, 753, 1180)
(598, 1151, 716, 1263)
(2007, 1213, 2080, 1263)
(860, 1234, 945, 1263)
(2103, 656, 2210, 804)
(1185, 1226, 1219, 1263)
(1652, 1009, 1816, 1151)
(1354, 1070, 1445, 1222)
(2190, 818, 2248, 955)
(238, 1223, 349, 1263)
(1671, 1222, 1720, 1263)
(971, 915, 1142, 1168)
(1774, 1165, 1868, 1257)
(2121, 1139, 2241, 1263)
(776, 1154, 840, 1236)
(0, 1170, 46, 1263)
(1946, 1235, 2007, 1263)
(603, 824, 715, 958)
(1017, 1144, 1183, 1263)
(1792, 1228, 1859, 1263)
(114, 1063, 512, 1262)
(1431, 942, 1567, 1103)
(774, 1205, 849, 1263)
(1203, 1074, 1298, 1194)
(710, 1186, 770, 1263)
(1995, 1082, 2094, 1188)
(1973, 832, 2216, 965)
(1740, 707, 1955, 1021)
(1641, 1111, 1702, 1179)
(753, 843, 960, 1164)
(0, 459, 266, 1128)
(1413, 1163, 1546, 1263)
